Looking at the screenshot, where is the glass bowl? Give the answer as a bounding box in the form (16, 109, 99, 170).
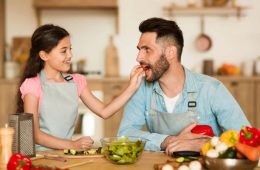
(100, 136, 146, 164)
(203, 156, 259, 170)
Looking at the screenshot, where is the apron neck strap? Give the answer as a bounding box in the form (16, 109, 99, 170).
(39, 70, 74, 83)
(187, 92, 196, 112)
(61, 72, 74, 83)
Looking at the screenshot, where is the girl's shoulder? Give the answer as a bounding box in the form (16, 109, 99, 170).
(68, 73, 87, 96)
(21, 74, 41, 87)
(20, 74, 41, 98)
(68, 73, 87, 84)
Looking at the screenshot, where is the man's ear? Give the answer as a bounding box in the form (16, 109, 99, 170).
(39, 51, 48, 61)
(165, 46, 177, 61)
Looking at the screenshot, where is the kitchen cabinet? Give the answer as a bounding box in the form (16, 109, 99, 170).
(256, 79, 260, 128)
(103, 79, 128, 137)
(217, 76, 256, 127)
(0, 0, 5, 78)
(0, 79, 19, 127)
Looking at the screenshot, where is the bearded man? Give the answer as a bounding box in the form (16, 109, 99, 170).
(118, 17, 250, 155)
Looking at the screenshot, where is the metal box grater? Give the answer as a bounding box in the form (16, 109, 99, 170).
(9, 113, 36, 157)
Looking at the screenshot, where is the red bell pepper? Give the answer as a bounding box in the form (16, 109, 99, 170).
(191, 125, 214, 137)
(7, 153, 32, 170)
(239, 126, 260, 147)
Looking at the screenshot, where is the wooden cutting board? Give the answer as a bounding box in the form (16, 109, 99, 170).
(32, 150, 104, 160)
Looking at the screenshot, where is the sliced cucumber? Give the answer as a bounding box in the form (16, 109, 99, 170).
(70, 149, 77, 155)
(64, 149, 69, 154)
(176, 157, 185, 163)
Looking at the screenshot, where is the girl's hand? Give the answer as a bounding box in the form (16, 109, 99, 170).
(128, 65, 145, 91)
(71, 136, 94, 150)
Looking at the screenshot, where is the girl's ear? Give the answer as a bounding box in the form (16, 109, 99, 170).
(39, 50, 48, 61)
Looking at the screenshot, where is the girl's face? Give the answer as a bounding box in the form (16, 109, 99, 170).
(42, 36, 72, 73)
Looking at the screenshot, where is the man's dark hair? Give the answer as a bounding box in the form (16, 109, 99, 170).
(139, 17, 184, 61)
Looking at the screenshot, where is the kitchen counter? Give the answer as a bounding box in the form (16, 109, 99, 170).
(32, 150, 260, 170)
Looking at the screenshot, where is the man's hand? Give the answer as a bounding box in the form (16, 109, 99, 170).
(165, 137, 209, 156)
(161, 123, 211, 155)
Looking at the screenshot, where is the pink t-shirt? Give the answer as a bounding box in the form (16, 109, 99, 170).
(20, 73, 87, 109)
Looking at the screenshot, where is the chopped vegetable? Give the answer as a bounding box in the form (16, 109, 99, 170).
(7, 153, 32, 170)
(235, 142, 260, 161)
(175, 156, 198, 163)
(191, 125, 214, 137)
(239, 126, 260, 147)
(219, 147, 237, 159)
(176, 157, 185, 163)
(63, 148, 101, 155)
(63, 149, 69, 154)
(220, 130, 239, 147)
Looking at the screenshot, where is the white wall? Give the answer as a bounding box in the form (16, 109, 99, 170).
(5, 0, 260, 75)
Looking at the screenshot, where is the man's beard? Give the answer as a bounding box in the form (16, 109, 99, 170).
(146, 54, 170, 82)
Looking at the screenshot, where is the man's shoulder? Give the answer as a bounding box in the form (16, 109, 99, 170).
(189, 70, 222, 89)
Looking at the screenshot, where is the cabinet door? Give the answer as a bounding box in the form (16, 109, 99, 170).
(256, 80, 260, 129)
(0, 80, 19, 126)
(103, 82, 128, 137)
(219, 79, 255, 126)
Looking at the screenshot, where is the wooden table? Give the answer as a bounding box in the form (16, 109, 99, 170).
(32, 150, 260, 170)
(32, 151, 169, 170)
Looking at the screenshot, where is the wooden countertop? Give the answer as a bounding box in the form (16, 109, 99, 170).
(32, 150, 260, 170)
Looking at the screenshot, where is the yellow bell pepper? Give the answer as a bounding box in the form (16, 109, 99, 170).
(201, 141, 212, 156)
(220, 130, 239, 147)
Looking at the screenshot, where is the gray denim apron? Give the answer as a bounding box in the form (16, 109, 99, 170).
(36, 70, 78, 151)
(148, 91, 198, 136)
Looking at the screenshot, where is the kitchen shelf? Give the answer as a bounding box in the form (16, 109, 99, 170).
(33, 0, 117, 9)
(163, 5, 248, 18)
(33, 0, 118, 32)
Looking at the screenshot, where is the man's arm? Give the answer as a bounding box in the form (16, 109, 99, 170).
(211, 82, 250, 131)
(117, 80, 168, 151)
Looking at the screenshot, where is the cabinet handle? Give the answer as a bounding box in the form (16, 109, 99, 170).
(231, 81, 238, 87)
(112, 85, 122, 90)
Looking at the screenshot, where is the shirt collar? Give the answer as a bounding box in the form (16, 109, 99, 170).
(152, 66, 198, 96)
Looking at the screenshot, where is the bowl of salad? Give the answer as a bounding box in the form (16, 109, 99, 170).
(100, 136, 146, 164)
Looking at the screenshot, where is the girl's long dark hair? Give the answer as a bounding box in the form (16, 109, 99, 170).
(16, 24, 69, 113)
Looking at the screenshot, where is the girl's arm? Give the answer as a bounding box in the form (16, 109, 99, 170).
(24, 94, 93, 150)
(80, 66, 144, 119)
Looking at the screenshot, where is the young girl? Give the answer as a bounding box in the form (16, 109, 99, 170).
(16, 24, 144, 151)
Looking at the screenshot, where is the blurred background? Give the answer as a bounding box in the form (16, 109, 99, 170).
(0, 0, 260, 145)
